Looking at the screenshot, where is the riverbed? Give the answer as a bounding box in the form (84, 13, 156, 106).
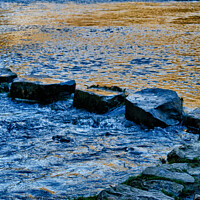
(0, 0, 199, 199)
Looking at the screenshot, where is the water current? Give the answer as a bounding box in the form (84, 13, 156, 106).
(0, 0, 199, 199)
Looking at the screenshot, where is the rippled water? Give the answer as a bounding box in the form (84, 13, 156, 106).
(0, 1, 200, 107)
(0, 93, 198, 199)
(0, 0, 200, 199)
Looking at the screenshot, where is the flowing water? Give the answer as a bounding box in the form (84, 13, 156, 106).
(0, 0, 200, 199)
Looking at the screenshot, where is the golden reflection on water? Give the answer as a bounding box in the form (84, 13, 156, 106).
(1, 2, 200, 108)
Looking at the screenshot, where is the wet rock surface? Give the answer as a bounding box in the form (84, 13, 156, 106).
(167, 142, 200, 163)
(0, 92, 198, 199)
(10, 76, 76, 103)
(0, 68, 17, 83)
(125, 88, 183, 128)
(73, 87, 125, 113)
(140, 180, 184, 196)
(184, 108, 200, 134)
(142, 166, 195, 183)
(97, 184, 173, 200)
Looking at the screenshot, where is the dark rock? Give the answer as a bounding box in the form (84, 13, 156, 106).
(0, 68, 17, 83)
(0, 83, 9, 93)
(125, 88, 183, 128)
(88, 84, 125, 93)
(97, 184, 173, 200)
(73, 88, 125, 114)
(10, 76, 76, 103)
(142, 166, 195, 183)
(184, 108, 200, 134)
(167, 142, 200, 163)
(52, 135, 71, 143)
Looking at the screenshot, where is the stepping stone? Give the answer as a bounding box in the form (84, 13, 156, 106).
(125, 88, 183, 128)
(184, 108, 200, 134)
(10, 76, 76, 103)
(0, 68, 17, 83)
(73, 87, 125, 114)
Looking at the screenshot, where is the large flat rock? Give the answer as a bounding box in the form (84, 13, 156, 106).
(142, 166, 195, 183)
(128, 176, 184, 196)
(10, 76, 76, 103)
(0, 68, 17, 83)
(73, 88, 125, 114)
(97, 184, 173, 200)
(125, 88, 183, 128)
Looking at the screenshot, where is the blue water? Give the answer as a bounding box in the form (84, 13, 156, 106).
(0, 0, 199, 198)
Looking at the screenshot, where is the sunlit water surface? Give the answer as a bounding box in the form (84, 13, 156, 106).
(0, 1, 199, 107)
(0, 1, 199, 199)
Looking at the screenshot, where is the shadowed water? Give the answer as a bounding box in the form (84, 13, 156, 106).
(0, 0, 199, 199)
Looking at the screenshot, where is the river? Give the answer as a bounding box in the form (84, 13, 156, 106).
(0, 0, 199, 199)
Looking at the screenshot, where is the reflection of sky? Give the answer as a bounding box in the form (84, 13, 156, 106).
(0, 2, 200, 107)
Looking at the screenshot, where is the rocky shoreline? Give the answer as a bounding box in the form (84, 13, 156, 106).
(0, 68, 199, 199)
(96, 142, 200, 200)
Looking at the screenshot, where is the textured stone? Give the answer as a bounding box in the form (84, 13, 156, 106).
(97, 184, 173, 200)
(73, 88, 125, 114)
(0, 68, 17, 83)
(167, 142, 200, 162)
(129, 176, 184, 196)
(162, 163, 190, 172)
(184, 108, 200, 134)
(188, 167, 200, 176)
(143, 180, 184, 196)
(10, 76, 76, 103)
(142, 166, 195, 183)
(161, 161, 200, 177)
(125, 88, 183, 128)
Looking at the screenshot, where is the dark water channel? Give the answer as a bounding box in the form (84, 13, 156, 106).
(0, 0, 200, 199)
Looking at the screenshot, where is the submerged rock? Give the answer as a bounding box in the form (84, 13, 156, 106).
(73, 87, 125, 114)
(10, 76, 76, 103)
(184, 108, 200, 134)
(52, 135, 71, 143)
(97, 184, 173, 200)
(0, 68, 17, 83)
(125, 88, 183, 128)
(167, 142, 200, 163)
